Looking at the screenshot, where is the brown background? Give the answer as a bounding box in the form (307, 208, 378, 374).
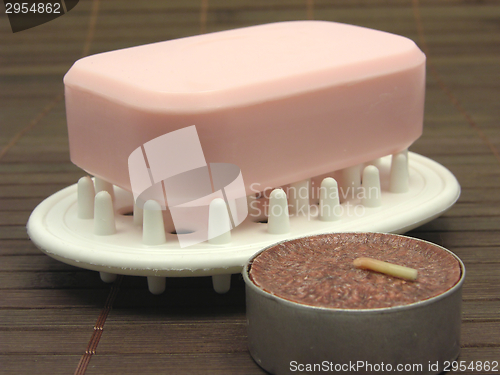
(1, 0, 499, 374)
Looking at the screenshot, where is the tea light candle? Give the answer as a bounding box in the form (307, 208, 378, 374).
(243, 233, 465, 375)
(248, 232, 460, 309)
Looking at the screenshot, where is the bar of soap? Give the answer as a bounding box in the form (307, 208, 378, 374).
(249, 233, 461, 309)
(64, 21, 425, 195)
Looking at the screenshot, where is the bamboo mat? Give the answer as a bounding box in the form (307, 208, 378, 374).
(1, 0, 499, 374)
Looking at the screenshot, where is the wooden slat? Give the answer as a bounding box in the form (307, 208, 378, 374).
(442, 204, 500, 218)
(450, 247, 500, 265)
(462, 301, 500, 322)
(0, 240, 42, 255)
(462, 322, 500, 347)
(457, 189, 500, 204)
(0, 289, 115, 309)
(415, 217, 500, 232)
(0, 199, 46, 211)
(0, 329, 94, 354)
(408, 231, 500, 248)
(0, 173, 84, 185)
(0, 308, 105, 327)
(0, 184, 69, 198)
(0, 212, 32, 226)
(0, 353, 268, 375)
(0, 256, 81, 272)
(9, 320, 498, 356)
(0, 271, 109, 289)
(0, 163, 79, 173)
(0, 355, 82, 375)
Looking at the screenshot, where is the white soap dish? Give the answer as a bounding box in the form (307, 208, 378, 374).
(27, 152, 460, 294)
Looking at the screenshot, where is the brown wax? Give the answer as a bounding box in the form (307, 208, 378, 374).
(249, 233, 461, 309)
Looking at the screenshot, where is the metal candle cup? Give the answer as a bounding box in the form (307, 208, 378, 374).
(243, 233, 465, 375)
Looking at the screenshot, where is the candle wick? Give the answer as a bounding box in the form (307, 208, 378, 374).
(353, 257, 418, 281)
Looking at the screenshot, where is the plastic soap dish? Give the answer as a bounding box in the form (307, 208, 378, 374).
(27, 151, 460, 294)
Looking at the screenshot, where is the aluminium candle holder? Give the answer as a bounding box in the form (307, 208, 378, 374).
(243, 232, 465, 375)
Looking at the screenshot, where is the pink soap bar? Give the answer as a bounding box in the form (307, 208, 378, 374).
(64, 21, 425, 194)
